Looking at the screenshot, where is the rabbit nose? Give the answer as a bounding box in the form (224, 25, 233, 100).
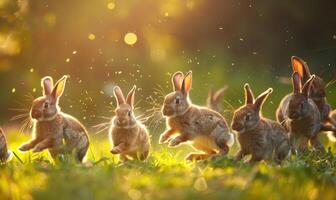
(232, 122, 243, 132)
(118, 119, 126, 124)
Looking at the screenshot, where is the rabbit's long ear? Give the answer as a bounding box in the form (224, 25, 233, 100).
(181, 71, 192, 94)
(292, 72, 302, 93)
(172, 71, 184, 91)
(213, 86, 228, 102)
(51, 75, 68, 99)
(126, 85, 136, 108)
(244, 84, 254, 105)
(302, 75, 315, 97)
(113, 86, 126, 106)
(291, 56, 311, 82)
(41, 76, 54, 96)
(254, 88, 273, 111)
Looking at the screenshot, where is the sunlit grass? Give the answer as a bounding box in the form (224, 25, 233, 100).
(0, 128, 335, 200)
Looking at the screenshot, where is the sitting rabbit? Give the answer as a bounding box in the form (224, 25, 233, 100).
(109, 86, 150, 161)
(232, 84, 290, 164)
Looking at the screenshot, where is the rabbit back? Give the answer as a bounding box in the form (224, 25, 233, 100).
(62, 113, 89, 161)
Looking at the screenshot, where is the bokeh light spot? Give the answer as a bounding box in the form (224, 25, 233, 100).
(107, 2, 115, 10)
(88, 34, 96, 40)
(124, 32, 137, 45)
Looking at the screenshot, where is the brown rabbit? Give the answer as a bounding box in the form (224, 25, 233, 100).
(206, 86, 228, 112)
(159, 71, 234, 161)
(291, 56, 331, 123)
(109, 86, 150, 161)
(0, 128, 12, 162)
(276, 72, 328, 153)
(18, 76, 89, 162)
(232, 84, 290, 164)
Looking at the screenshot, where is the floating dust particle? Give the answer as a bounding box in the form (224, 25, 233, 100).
(11, 88, 16, 93)
(30, 68, 34, 72)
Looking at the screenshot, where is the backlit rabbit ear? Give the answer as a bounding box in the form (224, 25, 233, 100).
(52, 75, 69, 99)
(254, 88, 273, 111)
(291, 56, 311, 82)
(41, 76, 54, 96)
(113, 86, 126, 106)
(302, 75, 315, 97)
(172, 71, 184, 91)
(181, 71, 192, 94)
(212, 86, 228, 102)
(292, 72, 302, 93)
(244, 83, 254, 105)
(126, 85, 136, 108)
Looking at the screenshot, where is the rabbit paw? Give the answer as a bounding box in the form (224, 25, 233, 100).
(32, 145, 44, 153)
(110, 147, 122, 154)
(159, 134, 170, 144)
(18, 143, 33, 152)
(168, 137, 182, 147)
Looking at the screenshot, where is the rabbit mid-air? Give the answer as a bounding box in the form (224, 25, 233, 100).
(206, 86, 228, 112)
(109, 86, 150, 162)
(0, 128, 12, 162)
(231, 84, 290, 164)
(291, 56, 332, 123)
(276, 72, 330, 153)
(159, 71, 234, 161)
(18, 76, 89, 162)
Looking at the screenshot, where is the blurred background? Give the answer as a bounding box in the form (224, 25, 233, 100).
(1, 0, 336, 136)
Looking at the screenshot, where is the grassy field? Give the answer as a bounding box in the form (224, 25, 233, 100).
(0, 128, 336, 200)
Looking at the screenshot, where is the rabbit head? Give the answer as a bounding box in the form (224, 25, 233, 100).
(30, 75, 68, 121)
(286, 72, 315, 120)
(292, 56, 326, 101)
(112, 85, 137, 128)
(162, 71, 192, 117)
(231, 84, 273, 133)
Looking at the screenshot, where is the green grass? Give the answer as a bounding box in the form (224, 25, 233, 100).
(1, 129, 336, 200)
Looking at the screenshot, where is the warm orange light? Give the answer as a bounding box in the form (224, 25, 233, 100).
(292, 58, 304, 79)
(124, 32, 137, 45)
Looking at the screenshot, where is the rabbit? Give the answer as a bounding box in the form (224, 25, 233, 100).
(0, 128, 12, 162)
(18, 75, 89, 162)
(159, 71, 234, 161)
(232, 84, 290, 164)
(206, 86, 228, 112)
(276, 72, 330, 153)
(109, 85, 150, 162)
(291, 56, 331, 123)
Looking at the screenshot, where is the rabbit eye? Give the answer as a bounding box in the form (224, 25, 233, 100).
(245, 114, 251, 121)
(175, 97, 180, 104)
(300, 102, 305, 109)
(128, 111, 132, 116)
(44, 102, 49, 109)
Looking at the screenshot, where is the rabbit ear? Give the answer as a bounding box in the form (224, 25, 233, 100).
(51, 75, 69, 99)
(126, 85, 136, 108)
(244, 83, 254, 105)
(213, 86, 228, 102)
(113, 86, 126, 106)
(254, 88, 273, 111)
(41, 76, 54, 96)
(302, 75, 315, 97)
(181, 71, 192, 94)
(291, 56, 311, 82)
(292, 72, 302, 93)
(172, 71, 184, 91)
